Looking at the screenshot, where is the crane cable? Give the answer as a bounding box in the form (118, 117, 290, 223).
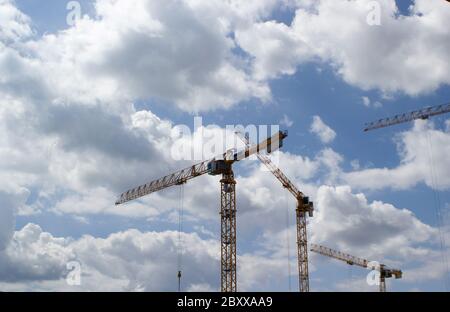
(285, 189, 292, 292)
(177, 184, 185, 292)
(426, 130, 450, 291)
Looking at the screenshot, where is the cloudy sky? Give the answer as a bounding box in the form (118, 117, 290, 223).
(0, 0, 449, 292)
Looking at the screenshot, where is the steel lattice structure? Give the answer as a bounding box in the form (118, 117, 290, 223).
(115, 131, 288, 292)
(220, 172, 237, 292)
(310, 244, 402, 292)
(115, 161, 209, 205)
(296, 206, 310, 292)
(364, 103, 450, 132)
(236, 132, 314, 292)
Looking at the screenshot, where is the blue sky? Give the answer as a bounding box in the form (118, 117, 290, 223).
(1, 0, 449, 292)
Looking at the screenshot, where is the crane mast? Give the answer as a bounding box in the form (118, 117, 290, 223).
(364, 102, 450, 132)
(236, 132, 313, 292)
(220, 169, 236, 292)
(116, 131, 288, 292)
(310, 244, 402, 292)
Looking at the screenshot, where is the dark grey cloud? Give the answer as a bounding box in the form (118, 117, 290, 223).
(40, 104, 158, 162)
(0, 191, 16, 251)
(0, 224, 74, 283)
(0, 47, 50, 102)
(90, 0, 230, 104)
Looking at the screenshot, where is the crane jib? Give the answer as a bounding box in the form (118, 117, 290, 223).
(364, 102, 450, 132)
(115, 131, 288, 205)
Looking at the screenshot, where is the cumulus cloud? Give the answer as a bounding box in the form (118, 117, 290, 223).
(24, 0, 272, 112)
(238, 0, 450, 96)
(0, 221, 302, 292)
(344, 120, 450, 191)
(311, 185, 436, 260)
(9, 0, 447, 116)
(235, 20, 312, 80)
(0, 0, 449, 291)
(310, 116, 336, 144)
(0, 224, 219, 291)
(0, 0, 281, 223)
(0, 0, 32, 42)
(0, 224, 75, 282)
(0, 184, 29, 250)
(71, 228, 220, 291)
(361, 96, 382, 108)
(0, 0, 447, 227)
(280, 114, 294, 128)
(0, 148, 444, 291)
(0, 192, 16, 251)
(51, 187, 163, 219)
(0, 165, 31, 260)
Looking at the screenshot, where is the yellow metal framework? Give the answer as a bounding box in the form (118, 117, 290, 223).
(235, 131, 314, 292)
(220, 172, 237, 292)
(296, 205, 309, 292)
(310, 244, 402, 292)
(115, 131, 288, 292)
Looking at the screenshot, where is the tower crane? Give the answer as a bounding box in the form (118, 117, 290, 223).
(364, 102, 450, 290)
(236, 132, 314, 292)
(115, 131, 288, 292)
(310, 244, 402, 292)
(364, 102, 450, 132)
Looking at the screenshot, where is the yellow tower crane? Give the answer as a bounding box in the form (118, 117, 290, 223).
(115, 131, 288, 292)
(236, 132, 314, 292)
(310, 244, 402, 292)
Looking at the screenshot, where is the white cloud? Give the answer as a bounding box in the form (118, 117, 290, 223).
(350, 159, 360, 171)
(310, 185, 436, 261)
(402, 247, 450, 285)
(0, 0, 32, 42)
(23, 0, 272, 112)
(0, 0, 449, 291)
(238, 0, 450, 96)
(0, 153, 445, 291)
(362, 96, 371, 107)
(235, 20, 312, 80)
(0, 0, 446, 228)
(0, 0, 287, 228)
(280, 114, 294, 128)
(362, 96, 382, 108)
(297, 0, 450, 95)
(238, 254, 288, 291)
(0, 224, 220, 291)
(334, 278, 381, 292)
(344, 120, 450, 191)
(316, 148, 343, 183)
(0, 224, 75, 282)
(0, 221, 298, 292)
(17, 0, 448, 114)
(310, 116, 336, 144)
(0, 184, 29, 250)
(373, 101, 382, 108)
(51, 187, 162, 219)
